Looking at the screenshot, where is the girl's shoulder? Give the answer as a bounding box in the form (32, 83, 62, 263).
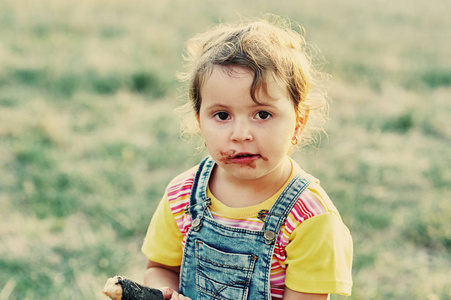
(280, 172, 346, 246)
(305, 180, 340, 214)
(289, 182, 339, 225)
(164, 165, 200, 235)
(166, 164, 199, 202)
(291, 162, 342, 220)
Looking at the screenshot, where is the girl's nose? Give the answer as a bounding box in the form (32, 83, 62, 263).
(230, 120, 253, 142)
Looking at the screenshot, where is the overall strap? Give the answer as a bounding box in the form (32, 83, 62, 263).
(261, 174, 311, 244)
(185, 156, 215, 220)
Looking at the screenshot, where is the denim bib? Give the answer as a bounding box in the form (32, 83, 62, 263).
(180, 157, 311, 300)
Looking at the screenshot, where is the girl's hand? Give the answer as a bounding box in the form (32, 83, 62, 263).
(159, 287, 192, 300)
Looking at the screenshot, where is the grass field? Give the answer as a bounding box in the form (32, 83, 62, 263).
(1, 0, 450, 299)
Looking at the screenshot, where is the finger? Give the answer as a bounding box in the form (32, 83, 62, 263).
(175, 293, 191, 300)
(159, 287, 175, 299)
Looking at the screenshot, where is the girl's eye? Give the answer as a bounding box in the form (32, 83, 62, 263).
(213, 112, 230, 121)
(256, 111, 272, 120)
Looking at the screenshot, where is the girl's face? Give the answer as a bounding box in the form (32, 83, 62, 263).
(198, 65, 300, 183)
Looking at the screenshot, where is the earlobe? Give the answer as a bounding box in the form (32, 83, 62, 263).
(292, 125, 301, 146)
(293, 121, 303, 139)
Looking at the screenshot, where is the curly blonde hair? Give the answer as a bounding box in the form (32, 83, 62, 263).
(177, 15, 329, 148)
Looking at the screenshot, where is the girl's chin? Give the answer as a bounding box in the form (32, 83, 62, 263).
(216, 162, 272, 181)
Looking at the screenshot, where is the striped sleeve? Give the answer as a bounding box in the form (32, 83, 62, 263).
(270, 187, 328, 298)
(284, 212, 353, 295)
(167, 169, 196, 240)
(280, 184, 353, 296)
(141, 167, 197, 266)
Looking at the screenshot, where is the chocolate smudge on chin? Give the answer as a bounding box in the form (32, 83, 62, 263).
(218, 150, 236, 164)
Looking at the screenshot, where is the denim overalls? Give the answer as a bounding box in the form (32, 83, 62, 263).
(179, 157, 311, 300)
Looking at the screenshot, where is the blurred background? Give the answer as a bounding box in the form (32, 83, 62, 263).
(0, 0, 450, 299)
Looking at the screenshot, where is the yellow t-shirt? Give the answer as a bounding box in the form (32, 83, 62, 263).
(142, 161, 353, 297)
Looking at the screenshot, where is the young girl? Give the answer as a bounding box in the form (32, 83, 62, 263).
(141, 16, 353, 300)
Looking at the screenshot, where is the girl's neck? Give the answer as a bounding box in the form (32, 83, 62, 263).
(209, 157, 293, 208)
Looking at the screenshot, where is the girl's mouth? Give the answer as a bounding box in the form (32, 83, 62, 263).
(218, 151, 268, 164)
(231, 153, 261, 164)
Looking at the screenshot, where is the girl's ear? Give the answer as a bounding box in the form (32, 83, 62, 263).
(294, 109, 310, 136)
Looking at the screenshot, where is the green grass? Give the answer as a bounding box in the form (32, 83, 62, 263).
(1, 0, 450, 299)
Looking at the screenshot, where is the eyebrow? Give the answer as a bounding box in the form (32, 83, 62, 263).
(204, 101, 275, 110)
